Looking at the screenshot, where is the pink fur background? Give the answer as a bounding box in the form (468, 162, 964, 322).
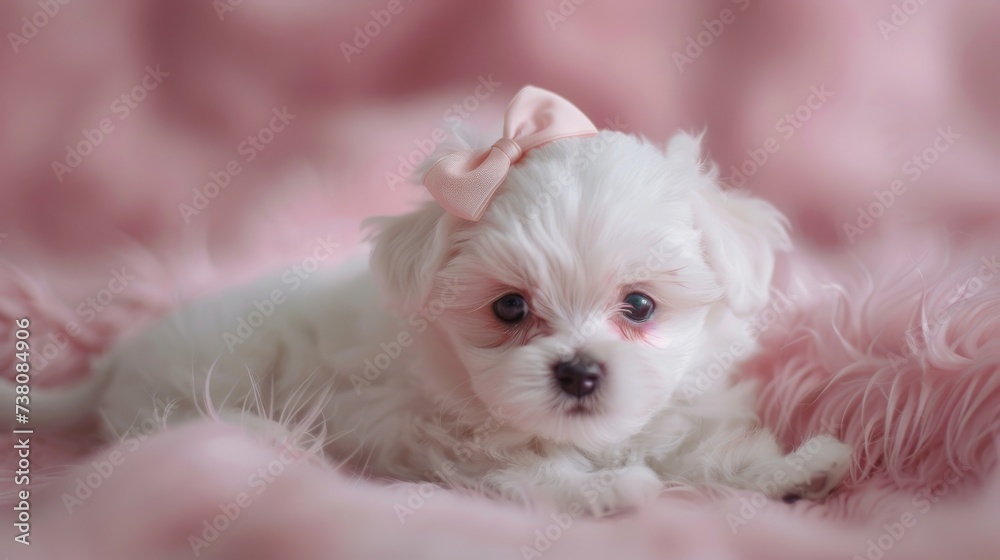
(1, 0, 999, 558)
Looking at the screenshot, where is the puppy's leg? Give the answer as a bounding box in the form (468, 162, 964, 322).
(660, 427, 852, 501)
(647, 380, 851, 501)
(481, 451, 663, 516)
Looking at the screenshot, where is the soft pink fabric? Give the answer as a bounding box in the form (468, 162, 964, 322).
(1, 0, 999, 558)
(423, 85, 598, 220)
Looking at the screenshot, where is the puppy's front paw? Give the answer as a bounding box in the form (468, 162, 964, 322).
(776, 434, 852, 502)
(484, 464, 663, 517)
(556, 465, 663, 517)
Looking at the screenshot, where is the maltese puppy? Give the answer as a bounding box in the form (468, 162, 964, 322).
(7, 86, 851, 514)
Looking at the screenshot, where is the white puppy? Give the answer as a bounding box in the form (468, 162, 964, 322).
(7, 91, 851, 515)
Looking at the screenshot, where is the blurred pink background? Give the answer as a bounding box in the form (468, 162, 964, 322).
(2, 0, 998, 302)
(1, 1, 999, 558)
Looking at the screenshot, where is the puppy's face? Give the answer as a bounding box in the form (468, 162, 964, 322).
(371, 131, 789, 451)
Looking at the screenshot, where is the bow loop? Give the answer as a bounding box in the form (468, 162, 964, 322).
(422, 86, 597, 221)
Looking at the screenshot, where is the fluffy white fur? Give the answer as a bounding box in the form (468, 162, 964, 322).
(8, 130, 851, 514)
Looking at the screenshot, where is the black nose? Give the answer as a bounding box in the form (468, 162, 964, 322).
(553, 355, 604, 398)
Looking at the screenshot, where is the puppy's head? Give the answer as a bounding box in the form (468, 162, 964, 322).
(369, 131, 789, 450)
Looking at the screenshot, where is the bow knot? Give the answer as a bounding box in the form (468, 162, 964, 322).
(491, 137, 523, 162)
(422, 86, 597, 221)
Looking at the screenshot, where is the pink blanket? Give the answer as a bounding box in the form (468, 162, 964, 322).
(2, 0, 999, 558)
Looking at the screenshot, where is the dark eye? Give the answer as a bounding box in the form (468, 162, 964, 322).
(622, 292, 655, 323)
(493, 293, 528, 323)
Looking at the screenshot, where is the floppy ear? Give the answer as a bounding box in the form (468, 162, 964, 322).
(365, 202, 459, 313)
(667, 132, 791, 317)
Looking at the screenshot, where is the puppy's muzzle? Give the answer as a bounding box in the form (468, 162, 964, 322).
(553, 354, 604, 398)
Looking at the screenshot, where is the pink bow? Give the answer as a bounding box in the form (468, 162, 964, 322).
(422, 86, 598, 221)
